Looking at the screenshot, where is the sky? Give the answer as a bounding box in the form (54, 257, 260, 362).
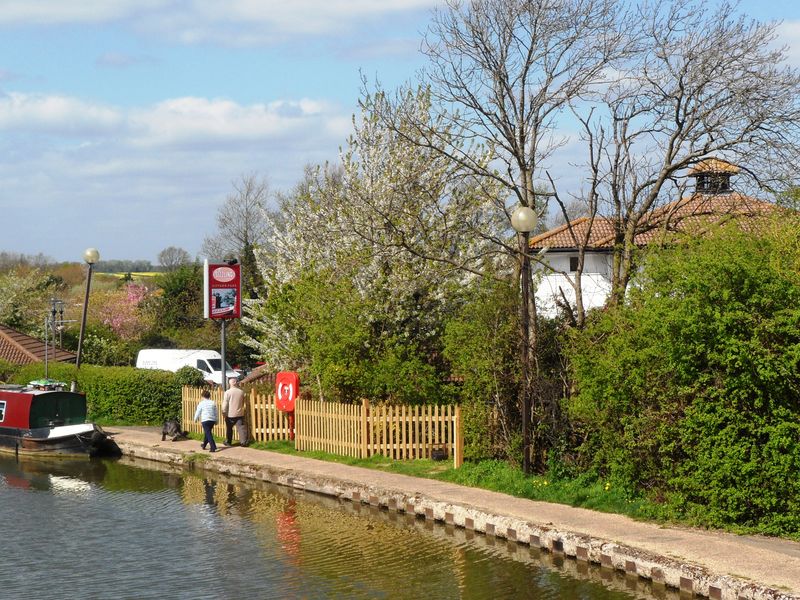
(1, 1, 799, 264)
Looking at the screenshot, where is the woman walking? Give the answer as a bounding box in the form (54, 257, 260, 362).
(193, 389, 218, 452)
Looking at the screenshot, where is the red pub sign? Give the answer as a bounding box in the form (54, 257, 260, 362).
(204, 260, 242, 319)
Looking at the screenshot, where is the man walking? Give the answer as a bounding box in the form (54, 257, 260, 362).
(222, 377, 248, 446)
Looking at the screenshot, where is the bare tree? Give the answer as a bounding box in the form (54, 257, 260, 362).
(203, 173, 272, 299)
(202, 173, 271, 260)
(363, 0, 800, 321)
(157, 246, 191, 272)
(359, 0, 628, 331)
(338, 0, 800, 470)
(590, 0, 800, 304)
(0, 252, 53, 273)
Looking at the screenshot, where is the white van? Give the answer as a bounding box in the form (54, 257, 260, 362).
(135, 349, 240, 386)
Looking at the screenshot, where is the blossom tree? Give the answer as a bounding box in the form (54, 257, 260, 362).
(94, 282, 152, 341)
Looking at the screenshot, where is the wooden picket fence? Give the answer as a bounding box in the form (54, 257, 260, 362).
(182, 388, 463, 468)
(182, 386, 293, 443)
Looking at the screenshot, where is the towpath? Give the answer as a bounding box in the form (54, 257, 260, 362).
(107, 426, 799, 600)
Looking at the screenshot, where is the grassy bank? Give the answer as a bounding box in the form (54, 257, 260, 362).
(236, 439, 649, 521)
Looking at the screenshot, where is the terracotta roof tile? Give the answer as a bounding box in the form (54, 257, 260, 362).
(240, 364, 272, 385)
(530, 216, 614, 250)
(688, 158, 740, 175)
(0, 324, 77, 365)
(531, 193, 777, 251)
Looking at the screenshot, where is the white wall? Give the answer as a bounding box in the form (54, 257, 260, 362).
(537, 250, 612, 277)
(534, 250, 613, 319)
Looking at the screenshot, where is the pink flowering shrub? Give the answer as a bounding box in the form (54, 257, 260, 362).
(94, 283, 152, 340)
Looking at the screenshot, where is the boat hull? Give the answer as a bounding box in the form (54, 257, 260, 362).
(0, 423, 120, 458)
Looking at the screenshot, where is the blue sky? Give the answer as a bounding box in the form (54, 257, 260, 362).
(0, 1, 798, 264)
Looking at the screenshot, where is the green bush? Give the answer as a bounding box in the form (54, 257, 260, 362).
(442, 278, 519, 461)
(175, 365, 206, 387)
(567, 221, 800, 535)
(11, 362, 183, 425)
(0, 359, 18, 383)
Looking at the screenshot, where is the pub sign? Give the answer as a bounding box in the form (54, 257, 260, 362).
(203, 259, 242, 319)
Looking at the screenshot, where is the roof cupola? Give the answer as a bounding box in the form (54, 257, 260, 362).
(688, 158, 739, 194)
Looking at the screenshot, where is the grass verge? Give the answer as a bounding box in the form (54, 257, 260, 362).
(238, 439, 647, 520)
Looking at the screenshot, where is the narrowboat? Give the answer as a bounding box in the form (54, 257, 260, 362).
(0, 380, 120, 458)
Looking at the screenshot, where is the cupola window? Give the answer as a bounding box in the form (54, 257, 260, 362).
(689, 158, 739, 195)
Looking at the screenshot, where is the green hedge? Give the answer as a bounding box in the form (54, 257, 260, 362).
(10, 363, 184, 425)
(567, 223, 800, 536)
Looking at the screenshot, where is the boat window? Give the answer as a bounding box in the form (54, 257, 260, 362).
(0, 401, 5, 422)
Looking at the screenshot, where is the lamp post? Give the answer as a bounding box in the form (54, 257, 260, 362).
(511, 205, 537, 475)
(75, 247, 100, 371)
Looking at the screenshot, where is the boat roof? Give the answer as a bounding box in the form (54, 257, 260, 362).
(0, 380, 77, 395)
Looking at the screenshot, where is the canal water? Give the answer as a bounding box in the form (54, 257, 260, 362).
(0, 454, 679, 600)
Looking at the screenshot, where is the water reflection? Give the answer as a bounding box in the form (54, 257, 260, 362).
(0, 453, 109, 491)
(0, 454, 680, 600)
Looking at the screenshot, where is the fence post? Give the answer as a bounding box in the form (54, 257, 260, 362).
(454, 405, 463, 468)
(181, 386, 189, 434)
(294, 397, 302, 449)
(360, 398, 369, 459)
(248, 388, 256, 444)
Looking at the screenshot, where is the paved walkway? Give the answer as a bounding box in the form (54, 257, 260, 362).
(107, 426, 799, 599)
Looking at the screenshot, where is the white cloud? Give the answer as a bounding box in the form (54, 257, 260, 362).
(189, 0, 439, 35)
(776, 20, 800, 68)
(127, 96, 350, 147)
(0, 0, 441, 42)
(0, 90, 352, 261)
(0, 0, 167, 25)
(0, 92, 122, 134)
(0, 91, 350, 147)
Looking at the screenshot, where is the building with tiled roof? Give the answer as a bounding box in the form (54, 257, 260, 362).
(530, 159, 777, 318)
(239, 364, 271, 386)
(0, 324, 76, 366)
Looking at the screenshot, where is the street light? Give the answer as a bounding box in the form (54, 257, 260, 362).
(511, 205, 537, 475)
(75, 247, 100, 371)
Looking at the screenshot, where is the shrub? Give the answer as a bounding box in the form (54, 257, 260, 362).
(442, 278, 519, 460)
(0, 359, 18, 383)
(175, 365, 206, 387)
(567, 221, 800, 535)
(11, 362, 183, 425)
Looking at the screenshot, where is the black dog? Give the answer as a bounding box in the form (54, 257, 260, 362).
(161, 419, 189, 441)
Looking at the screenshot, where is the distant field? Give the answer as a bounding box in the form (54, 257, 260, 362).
(105, 272, 160, 278)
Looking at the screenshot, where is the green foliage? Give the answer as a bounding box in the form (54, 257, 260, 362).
(240, 241, 263, 300)
(137, 263, 253, 368)
(256, 267, 452, 404)
(0, 359, 18, 382)
(81, 326, 137, 366)
(11, 363, 183, 424)
(442, 278, 520, 460)
(149, 264, 204, 329)
(567, 221, 800, 535)
(175, 365, 206, 387)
